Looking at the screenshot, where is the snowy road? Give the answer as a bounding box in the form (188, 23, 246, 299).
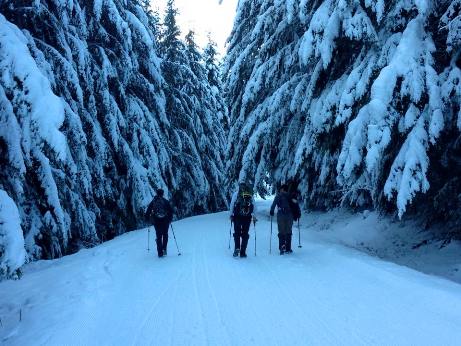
(2, 200, 461, 345)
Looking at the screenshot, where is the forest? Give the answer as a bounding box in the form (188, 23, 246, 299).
(1, 0, 461, 279)
(224, 0, 461, 234)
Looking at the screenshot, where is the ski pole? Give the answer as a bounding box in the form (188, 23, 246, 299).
(147, 228, 150, 252)
(228, 220, 233, 250)
(298, 219, 302, 248)
(270, 216, 273, 254)
(170, 224, 181, 256)
(254, 219, 257, 256)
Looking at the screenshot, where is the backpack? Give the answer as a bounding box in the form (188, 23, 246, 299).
(234, 184, 254, 217)
(151, 197, 169, 219)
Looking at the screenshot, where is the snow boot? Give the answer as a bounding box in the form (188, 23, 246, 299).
(234, 234, 240, 252)
(285, 234, 293, 253)
(233, 248, 240, 257)
(278, 234, 284, 250)
(156, 238, 163, 257)
(240, 251, 247, 258)
(280, 244, 286, 255)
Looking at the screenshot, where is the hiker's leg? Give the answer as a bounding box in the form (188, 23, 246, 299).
(286, 217, 294, 251)
(278, 233, 284, 251)
(240, 218, 251, 254)
(233, 219, 242, 250)
(154, 224, 163, 256)
(161, 220, 169, 252)
(286, 233, 292, 251)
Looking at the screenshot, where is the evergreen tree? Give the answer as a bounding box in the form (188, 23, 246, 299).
(140, 0, 162, 46)
(159, 0, 183, 61)
(184, 30, 228, 209)
(224, 0, 461, 234)
(0, 0, 227, 270)
(159, 0, 227, 215)
(204, 34, 221, 88)
(204, 34, 229, 131)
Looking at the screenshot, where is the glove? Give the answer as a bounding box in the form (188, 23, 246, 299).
(270, 210, 274, 217)
(252, 216, 258, 224)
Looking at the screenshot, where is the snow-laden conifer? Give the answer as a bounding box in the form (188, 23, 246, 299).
(224, 0, 461, 227)
(0, 0, 227, 261)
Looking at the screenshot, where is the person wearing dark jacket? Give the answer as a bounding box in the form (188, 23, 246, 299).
(270, 185, 301, 254)
(229, 183, 257, 258)
(146, 189, 173, 257)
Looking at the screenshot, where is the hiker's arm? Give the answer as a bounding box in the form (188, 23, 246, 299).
(293, 199, 301, 220)
(167, 200, 174, 222)
(145, 201, 153, 220)
(229, 192, 237, 218)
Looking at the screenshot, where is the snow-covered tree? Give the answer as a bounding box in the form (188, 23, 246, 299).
(204, 34, 229, 131)
(159, 1, 227, 214)
(0, 0, 227, 263)
(0, 189, 26, 280)
(224, 0, 461, 232)
(184, 30, 228, 210)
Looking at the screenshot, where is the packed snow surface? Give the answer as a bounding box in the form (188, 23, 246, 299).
(1, 199, 461, 345)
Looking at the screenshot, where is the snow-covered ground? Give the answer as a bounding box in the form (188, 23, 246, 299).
(303, 208, 461, 285)
(1, 199, 461, 345)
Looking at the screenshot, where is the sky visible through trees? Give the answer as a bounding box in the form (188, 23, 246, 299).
(155, 0, 238, 55)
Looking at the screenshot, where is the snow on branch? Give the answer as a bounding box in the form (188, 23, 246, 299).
(226, 0, 454, 216)
(0, 14, 67, 161)
(0, 190, 26, 280)
(384, 113, 430, 218)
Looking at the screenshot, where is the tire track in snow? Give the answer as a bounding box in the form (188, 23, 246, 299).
(158, 263, 185, 346)
(191, 226, 209, 344)
(212, 224, 270, 344)
(218, 228, 285, 345)
(200, 229, 232, 345)
(166, 276, 183, 346)
(236, 260, 284, 345)
(260, 258, 336, 344)
(131, 267, 185, 346)
(259, 238, 373, 345)
(299, 241, 386, 345)
(254, 223, 346, 345)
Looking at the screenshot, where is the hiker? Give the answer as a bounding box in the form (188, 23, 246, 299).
(229, 182, 257, 258)
(270, 184, 301, 255)
(146, 189, 174, 258)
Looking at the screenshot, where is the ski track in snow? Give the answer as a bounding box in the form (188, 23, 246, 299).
(1, 201, 461, 345)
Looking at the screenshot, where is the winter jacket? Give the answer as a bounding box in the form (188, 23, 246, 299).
(270, 192, 294, 217)
(146, 196, 173, 223)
